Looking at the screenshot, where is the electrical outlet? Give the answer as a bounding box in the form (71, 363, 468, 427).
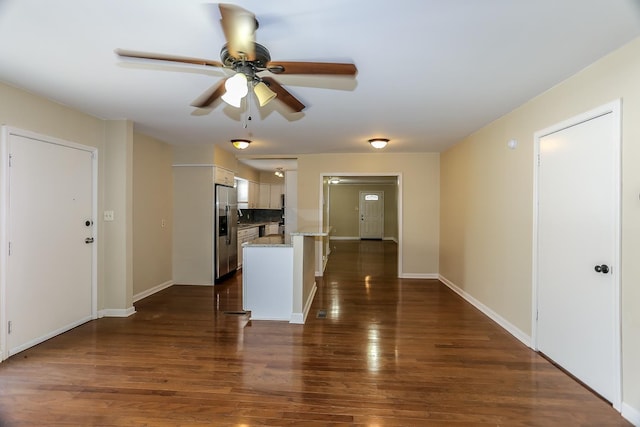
(161, 219, 166, 228)
(103, 210, 114, 221)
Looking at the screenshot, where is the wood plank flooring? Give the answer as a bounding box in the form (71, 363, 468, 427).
(0, 240, 630, 426)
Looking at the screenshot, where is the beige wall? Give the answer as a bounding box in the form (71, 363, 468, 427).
(103, 120, 134, 312)
(329, 184, 398, 240)
(259, 171, 285, 185)
(172, 166, 214, 285)
(440, 37, 640, 414)
(133, 133, 173, 296)
(173, 144, 214, 165)
(235, 162, 260, 181)
(297, 153, 439, 276)
(0, 82, 134, 314)
(213, 145, 238, 171)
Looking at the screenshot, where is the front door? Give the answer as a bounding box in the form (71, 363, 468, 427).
(4, 130, 95, 358)
(535, 102, 620, 406)
(359, 191, 384, 239)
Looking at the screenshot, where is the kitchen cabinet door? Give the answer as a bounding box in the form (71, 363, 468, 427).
(248, 181, 259, 208)
(214, 167, 234, 186)
(269, 184, 283, 208)
(258, 183, 271, 208)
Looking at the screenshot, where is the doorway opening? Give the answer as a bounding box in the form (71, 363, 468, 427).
(320, 174, 401, 277)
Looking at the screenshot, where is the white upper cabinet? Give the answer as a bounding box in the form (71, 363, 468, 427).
(270, 184, 283, 209)
(248, 181, 259, 208)
(214, 166, 234, 186)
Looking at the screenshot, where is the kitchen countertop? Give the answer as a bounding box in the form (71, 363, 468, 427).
(243, 235, 290, 247)
(290, 227, 331, 236)
(244, 227, 331, 247)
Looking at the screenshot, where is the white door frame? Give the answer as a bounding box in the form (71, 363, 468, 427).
(0, 126, 99, 361)
(531, 100, 621, 410)
(320, 173, 402, 278)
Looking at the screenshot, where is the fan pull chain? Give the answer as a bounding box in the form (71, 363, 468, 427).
(244, 84, 253, 129)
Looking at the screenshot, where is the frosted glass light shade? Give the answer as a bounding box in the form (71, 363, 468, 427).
(222, 73, 248, 107)
(369, 138, 389, 149)
(221, 92, 242, 108)
(231, 139, 251, 150)
(254, 81, 277, 106)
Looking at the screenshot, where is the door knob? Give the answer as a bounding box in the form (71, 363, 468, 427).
(594, 264, 609, 274)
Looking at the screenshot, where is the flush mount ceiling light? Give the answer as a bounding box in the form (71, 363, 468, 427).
(329, 177, 340, 184)
(231, 139, 251, 150)
(274, 168, 284, 178)
(368, 138, 389, 149)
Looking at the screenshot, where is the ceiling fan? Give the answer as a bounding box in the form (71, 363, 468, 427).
(115, 3, 358, 113)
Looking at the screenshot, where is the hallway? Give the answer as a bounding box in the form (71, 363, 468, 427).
(0, 240, 628, 425)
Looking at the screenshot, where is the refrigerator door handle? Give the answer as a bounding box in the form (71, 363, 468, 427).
(225, 205, 231, 245)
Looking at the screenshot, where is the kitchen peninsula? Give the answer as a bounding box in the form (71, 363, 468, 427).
(242, 228, 329, 323)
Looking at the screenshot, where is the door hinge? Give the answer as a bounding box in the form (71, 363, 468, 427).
(7, 321, 12, 335)
(8, 154, 12, 167)
(537, 153, 541, 166)
(8, 241, 11, 256)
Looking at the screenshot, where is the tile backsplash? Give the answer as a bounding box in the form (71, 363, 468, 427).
(238, 209, 282, 224)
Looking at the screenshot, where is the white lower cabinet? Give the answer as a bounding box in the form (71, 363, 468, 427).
(237, 227, 259, 268)
(242, 245, 294, 321)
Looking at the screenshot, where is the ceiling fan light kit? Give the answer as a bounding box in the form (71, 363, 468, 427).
(115, 3, 357, 113)
(221, 72, 249, 107)
(253, 81, 277, 107)
(369, 138, 389, 149)
(274, 168, 284, 178)
(231, 139, 251, 150)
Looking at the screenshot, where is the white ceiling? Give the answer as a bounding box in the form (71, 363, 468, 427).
(1, 1, 639, 157)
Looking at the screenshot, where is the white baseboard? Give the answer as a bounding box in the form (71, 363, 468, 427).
(173, 282, 214, 286)
(290, 313, 303, 323)
(99, 307, 136, 318)
(622, 402, 640, 426)
(438, 275, 531, 348)
(329, 236, 398, 242)
(291, 282, 318, 324)
(400, 273, 439, 279)
(133, 280, 174, 303)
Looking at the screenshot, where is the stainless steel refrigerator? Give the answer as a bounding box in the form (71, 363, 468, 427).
(215, 184, 238, 281)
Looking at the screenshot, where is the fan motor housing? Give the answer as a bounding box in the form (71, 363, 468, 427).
(220, 42, 271, 70)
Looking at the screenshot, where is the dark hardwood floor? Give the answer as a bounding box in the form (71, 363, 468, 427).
(0, 240, 629, 426)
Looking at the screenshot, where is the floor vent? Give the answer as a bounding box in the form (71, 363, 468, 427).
(316, 309, 327, 319)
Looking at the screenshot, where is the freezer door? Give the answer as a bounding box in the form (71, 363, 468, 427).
(215, 185, 238, 280)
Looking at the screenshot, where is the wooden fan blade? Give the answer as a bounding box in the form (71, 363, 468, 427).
(218, 3, 257, 60)
(115, 49, 224, 68)
(261, 77, 305, 112)
(191, 79, 227, 108)
(266, 61, 357, 75)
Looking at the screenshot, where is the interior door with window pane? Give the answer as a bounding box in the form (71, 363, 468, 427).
(359, 191, 384, 239)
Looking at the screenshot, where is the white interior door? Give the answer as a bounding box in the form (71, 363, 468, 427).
(359, 191, 384, 239)
(5, 132, 95, 357)
(535, 104, 620, 406)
